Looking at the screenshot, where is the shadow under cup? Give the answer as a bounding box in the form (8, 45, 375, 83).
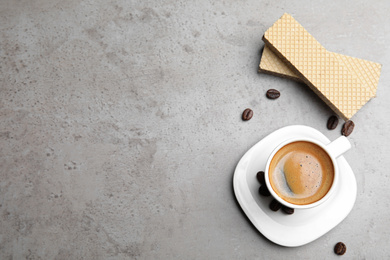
(265, 138, 341, 209)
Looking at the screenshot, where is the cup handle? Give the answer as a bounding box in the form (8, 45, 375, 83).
(325, 136, 351, 158)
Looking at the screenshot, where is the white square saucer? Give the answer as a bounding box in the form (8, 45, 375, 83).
(233, 125, 357, 247)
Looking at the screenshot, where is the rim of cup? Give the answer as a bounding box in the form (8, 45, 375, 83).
(264, 137, 339, 210)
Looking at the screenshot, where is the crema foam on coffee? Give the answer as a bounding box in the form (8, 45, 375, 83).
(269, 141, 334, 205)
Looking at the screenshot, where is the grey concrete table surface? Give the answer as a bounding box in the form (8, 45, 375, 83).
(1, 0, 389, 259)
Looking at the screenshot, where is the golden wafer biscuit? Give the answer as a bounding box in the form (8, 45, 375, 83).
(263, 13, 380, 120)
(259, 45, 381, 97)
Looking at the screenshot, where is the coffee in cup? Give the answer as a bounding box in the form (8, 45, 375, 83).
(264, 136, 351, 209)
(268, 141, 334, 205)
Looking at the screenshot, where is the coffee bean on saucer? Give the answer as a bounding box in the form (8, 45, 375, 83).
(342, 120, 355, 137)
(269, 199, 282, 211)
(282, 206, 294, 215)
(256, 171, 265, 185)
(334, 242, 347, 255)
(242, 108, 253, 121)
(259, 185, 271, 197)
(327, 115, 339, 130)
(266, 89, 280, 99)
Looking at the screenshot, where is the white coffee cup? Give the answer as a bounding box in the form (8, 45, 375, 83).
(264, 136, 351, 209)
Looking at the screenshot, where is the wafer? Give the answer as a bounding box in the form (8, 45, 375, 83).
(263, 13, 381, 120)
(259, 45, 382, 97)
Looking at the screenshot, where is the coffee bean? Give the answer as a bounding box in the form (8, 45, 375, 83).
(242, 108, 253, 121)
(269, 199, 282, 211)
(334, 242, 347, 255)
(342, 120, 355, 137)
(266, 89, 280, 99)
(327, 115, 339, 130)
(259, 185, 271, 196)
(256, 171, 265, 185)
(282, 206, 294, 215)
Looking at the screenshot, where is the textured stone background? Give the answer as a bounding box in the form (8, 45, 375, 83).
(1, 0, 389, 259)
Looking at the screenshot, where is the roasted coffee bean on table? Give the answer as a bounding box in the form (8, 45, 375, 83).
(266, 89, 281, 99)
(334, 242, 347, 255)
(242, 108, 253, 121)
(327, 115, 339, 130)
(269, 199, 282, 211)
(282, 206, 294, 215)
(256, 171, 265, 185)
(342, 120, 355, 137)
(259, 185, 271, 197)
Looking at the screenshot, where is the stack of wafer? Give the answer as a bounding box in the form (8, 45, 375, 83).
(259, 14, 382, 121)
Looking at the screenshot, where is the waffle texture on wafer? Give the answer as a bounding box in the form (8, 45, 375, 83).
(262, 13, 381, 120)
(259, 45, 300, 81)
(259, 45, 381, 98)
